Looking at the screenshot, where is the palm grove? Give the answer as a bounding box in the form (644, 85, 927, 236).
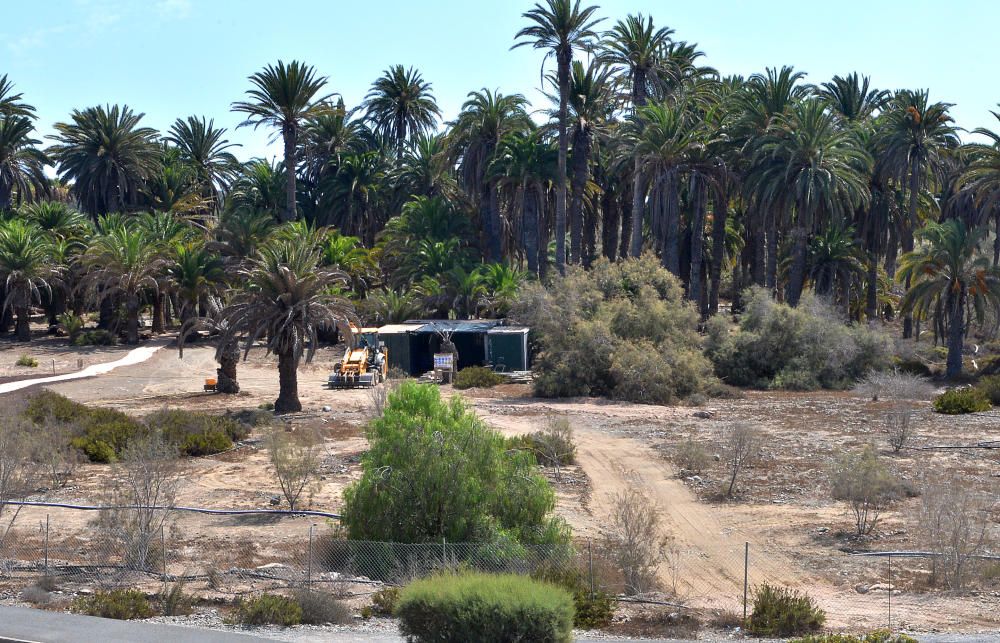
(2, 1, 1000, 411)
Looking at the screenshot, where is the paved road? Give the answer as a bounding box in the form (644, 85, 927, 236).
(0, 605, 276, 643)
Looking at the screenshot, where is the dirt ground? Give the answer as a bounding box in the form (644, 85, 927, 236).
(2, 333, 998, 634)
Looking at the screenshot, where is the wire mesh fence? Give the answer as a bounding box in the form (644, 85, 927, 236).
(0, 504, 997, 634)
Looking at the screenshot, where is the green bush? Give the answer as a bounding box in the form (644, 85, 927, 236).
(146, 409, 244, 456)
(706, 289, 890, 390)
(230, 593, 303, 626)
(791, 631, 918, 643)
(532, 563, 614, 629)
(396, 573, 574, 643)
(453, 366, 505, 389)
(16, 354, 38, 367)
(975, 375, 1000, 405)
(506, 418, 576, 467)
(292, 589, 350, 625)
(747, 583, 825, 637)
(25, 390, 146, 462)
(512, 255, 713, 405)
(933, 387, 991, 414)
(72, 589, 155, 620)
(341, 382, 569, 547)
(160, 582, 194, 616)
(370, 586, 400, 616)
(58, 312, 85, 341)
(73, 329, 117, 346)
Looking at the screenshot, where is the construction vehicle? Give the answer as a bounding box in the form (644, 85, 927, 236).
(328, 327, 387, 388)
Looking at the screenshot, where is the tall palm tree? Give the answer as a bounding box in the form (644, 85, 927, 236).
(321, 150, 387, 243)
(877, 89, 959, 337)
(363, 65, 441, 152)
(0, 75, 35, 118)
(0, 220, 60, 341)
(0, 116, 48, 210)
(393, 133, 458, 202)
(959, 107, 1000, 264)
(166, 116, 241, 213)
(449, 89, 531, 262)
(47, 105, 160, 216)
(231, 61, 333, 222)
(899, 219, 1000, 378)
(819, 73, 890, 123)
(514, 0, 603, 273)
(599, 13, 674, 257)
(746, 98, 871, 306)
(218, 239, 354, 413)
(79, 224, 167, 344)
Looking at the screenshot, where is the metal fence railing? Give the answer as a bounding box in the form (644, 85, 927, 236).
(0, 503, 996, 634)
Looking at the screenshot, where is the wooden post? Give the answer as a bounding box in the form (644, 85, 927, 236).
(743, 542, 749, 624)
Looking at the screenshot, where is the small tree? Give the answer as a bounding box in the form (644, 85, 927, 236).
(830, 445, 900, 536)
(885, 409, 914, 454)
(267, 428, 321, 511)
(722, 423, 761, 498)
(0, 418, 32, 529)
(918, 480, 994, 588)
(529, 417, 576, 480)
(602, 487, 669, 595)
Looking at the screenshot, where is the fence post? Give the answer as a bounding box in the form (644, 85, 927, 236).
(743, 542, 749, 623)
(588, 538, 594, 598)
(442, 537, 446, 566)
(888, 553, 892, 633)
(307, 524, 314, 590)
(44, 515, 49, 575)
(160, 523, 167, 594)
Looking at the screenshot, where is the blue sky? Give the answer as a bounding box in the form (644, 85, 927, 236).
(4, 0, 998, 162)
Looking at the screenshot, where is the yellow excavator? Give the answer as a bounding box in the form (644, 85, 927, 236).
(328, 327, 387, 388)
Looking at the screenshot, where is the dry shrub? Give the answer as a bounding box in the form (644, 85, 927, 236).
(292, 589, 350, 625)
(674, 436, 709, 474)
(854, 370, 933, 402)
(918, 479, 996, 589)
(368, 379, 400, 419)
(884, 410, 914, 454)
(267, 427, 321, 511)
(0, 417, 34, 522)
(602, 487, 670, 595)
(830, 446, 901, 536)
(608, 610, 700, 639)
(722, 423, 761, 498)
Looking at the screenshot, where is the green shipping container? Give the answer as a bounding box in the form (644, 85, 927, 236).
(487, 327, 529, 372)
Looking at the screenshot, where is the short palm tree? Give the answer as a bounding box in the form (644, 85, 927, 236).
(20, 201, 90, 241)
(79, 224, 168, 344)
(899, 218, 1000, 378)
(47, 105, 160, 216)
(168, 242, 226, 322)
(232, 61, 333, 222)
(0, 220, 60, 341)
(166, 116, 241, 213)
(478, 262, 528, 317)
(363, 65, 441, 152)
(514, 0, 603, 272)
(218, 240, 355, 413)
(226, 158, 286, 221)
(0, 116, 48, 210)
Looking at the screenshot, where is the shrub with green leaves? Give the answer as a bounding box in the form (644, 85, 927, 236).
(453, 366, 505, 389)
(975, 375, 1000, 405)
(370, 586, 400, 616)
(230, 593, 303, 626)
(747, 583, 825, 637)
(146, 409, 248, 456)
(16, 354, 38, 367)
(73, 329, 117, 346)
(706, 288, 890, 390)
(532, 563, 614, 629)
(24, 390, 146, 463)
(512, 255, 713, 405)
(933, 387, 991, 414)
(341, 382, 569, 547)
(72, 589, 154, 620)
(396, 573, 574, 643)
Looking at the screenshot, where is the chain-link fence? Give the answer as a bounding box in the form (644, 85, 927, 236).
(1, 503, 997, 634)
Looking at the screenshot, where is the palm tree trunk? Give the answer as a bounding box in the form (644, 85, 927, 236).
(903, 164, 920, 339)
(709, 194, 728, 316)
(688, 177, 708, 308)
(619, 192, 632, 261)
(522, 183, 539, 276)
(765, 216, 778, 293)
(281, 124, 297, 222)
(15, 306, 30, 342)
(583, 197, 597, 268)
(152, 293, 164, 334)
(555, 56, 570, 273)
(945, 287, 965, 379)
(485, 181, 502, 263)
(865, 257, 879, 321)
(569, 126, 590, 265)
(662, 171, 681, 275)
(275, 350, 302, 413)
(786, 225, 809, 307)
(216, 338, 240, 394)
(126, 299, 140, 345)
(98, 294, 114, 330)
(602, 189, 619, 262)
(629, 161, 645, 257)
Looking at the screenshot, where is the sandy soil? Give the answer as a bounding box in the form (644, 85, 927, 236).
(1, 337, 997, 633)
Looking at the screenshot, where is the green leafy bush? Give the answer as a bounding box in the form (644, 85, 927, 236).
(341, 382, 569, 547)
(532, 563, 614, 629)
(16, 354, 38, 367)
(506, 418, 576, 467)
(370, 586, 400, 616)
(146, 409, 247, 456)
(706, 289, 890, 390)
(791, 631, 918, 643)
(747, 583, 825, 637)
(25, 391, 145, 463)
(72, 589, 154, 620)
(975, 375, 1000, 405)
(230, 593, 302, 626)
(453, 366, 505, 389)
(396, 573, 574, 643)
(292, 589, 350, 625)
(512, 255, 713, 405)
(58, 312, 85, 341)
(933, 387, 991, 414)
(73, 329, 117, 346)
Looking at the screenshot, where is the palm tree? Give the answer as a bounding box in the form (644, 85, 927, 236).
(218, 240, 354, 413)
(167, 242, 226, 322)
(79, 224, 167, 344)
(166, 116, 241, 213)
(231, 61, 333, 222)
(804, 224, 866, 315)
(449, 89, 531, 262)
(746, 98, 871, 306)
(319, 231, 377, 296)
(143, 145, 206, 216)
(0, 220, 60, 341)
(959, 107, 1000, 264)
(47, 105, 160, 216)
(20, 201, 90, 241)
(0, 116, 48, 210)
(363, 65, 441, 152)
(478, 262, 528, 317)
(321, 150, 387, 243)
(877, 90, 959, 337)
(514, 0, 603, 273)
(599, 13, 674, 258)
(819, 73, 890, 123)
(227, 158, 286, 221)
(393, 133, 458, 202)
(899, 219, 1000, 378)
(0, 75, 35, 118)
